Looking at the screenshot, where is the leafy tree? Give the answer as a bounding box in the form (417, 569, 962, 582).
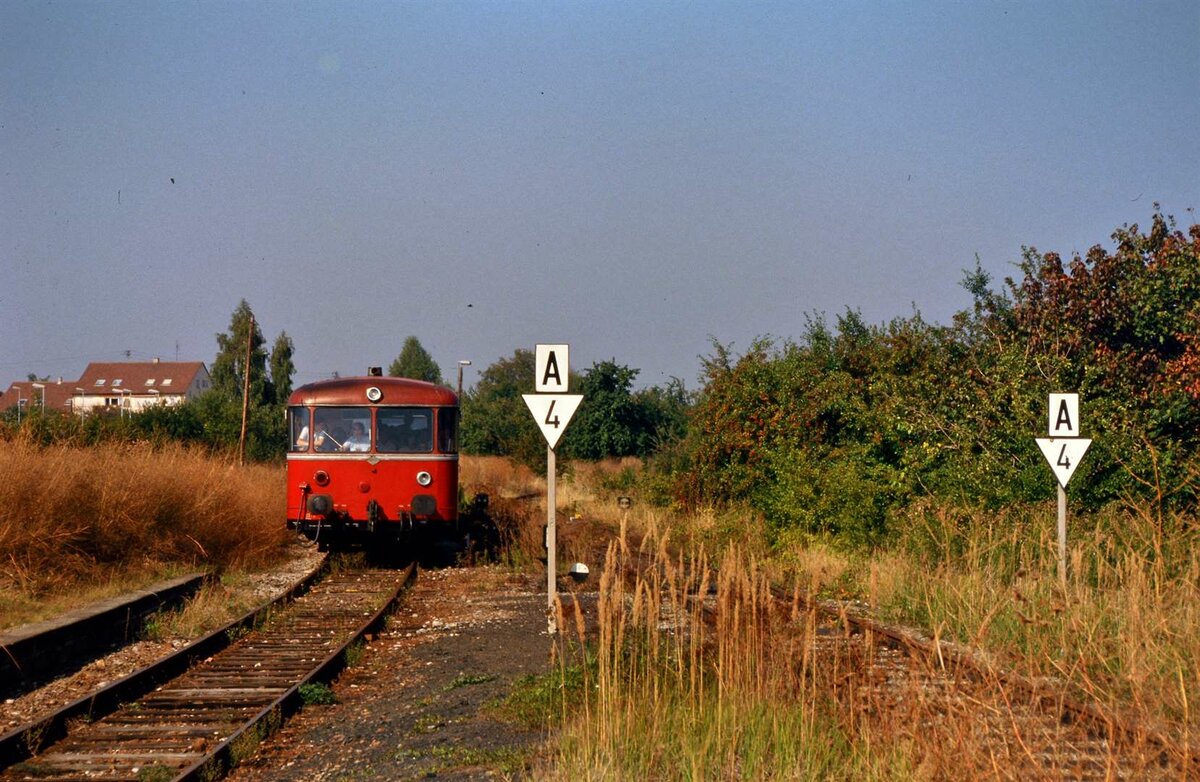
(968, 210, 1200, 508)
(387, 336, 444, 384)
(564, 361, 643, 459)
(269, 331, 296, 404)
(459, 349, 544, 468)
(210, 300, 269, 403)
(633, 377, 691, 448)
(563, 361, 688, 460)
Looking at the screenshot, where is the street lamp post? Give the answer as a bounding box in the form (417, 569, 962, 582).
(31, 382, 46, 410)
(75, 388, 85, 418)
(15, 389, 22, 425)
(457, 360, 472, 397)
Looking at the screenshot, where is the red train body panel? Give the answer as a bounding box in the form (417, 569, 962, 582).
(286, 375, 459, 548)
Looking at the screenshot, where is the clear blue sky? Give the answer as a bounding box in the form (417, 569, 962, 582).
(3, 1, 1197, 390)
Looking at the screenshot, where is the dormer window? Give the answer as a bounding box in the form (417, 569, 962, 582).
(95, 379, 106, 386)
(162, 379, 173, 386)
(145, 379, 156, 386)
(112, 379, 123, 387)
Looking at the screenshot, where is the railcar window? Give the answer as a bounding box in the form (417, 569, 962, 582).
(288, 407, 310, 452)
(377, 407, 434, 453)
(437, 408, 458, 453)
(309, 407, 366, 452)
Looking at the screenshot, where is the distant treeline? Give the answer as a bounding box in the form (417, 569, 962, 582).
(1, 386, 289, 462)
(5, 212, 1196, 546)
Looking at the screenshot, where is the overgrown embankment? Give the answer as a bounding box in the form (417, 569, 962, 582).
(0, 436, 288, 628)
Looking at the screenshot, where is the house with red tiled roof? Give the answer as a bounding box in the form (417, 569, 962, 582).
(73, 360, 211, 415)
(1, 360, 212, 417)
(0, 378, 77, 416)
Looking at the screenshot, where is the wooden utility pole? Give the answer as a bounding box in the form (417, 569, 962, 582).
(238, 315, 254, 466)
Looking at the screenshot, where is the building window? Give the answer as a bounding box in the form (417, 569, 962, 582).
(95, 379, 106, 386)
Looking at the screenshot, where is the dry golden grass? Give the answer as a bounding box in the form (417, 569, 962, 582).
(873, 501, 1200, 742)
(543, 525, 896, 780)
(459, 455, 543, 499)
(0, 438, 289, 629)
(532, 461, 1199, 778)
(459, 455, 546, 565)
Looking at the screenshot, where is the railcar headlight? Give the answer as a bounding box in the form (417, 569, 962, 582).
(416, 471, 432, 486)
(366, 386, 382, 402)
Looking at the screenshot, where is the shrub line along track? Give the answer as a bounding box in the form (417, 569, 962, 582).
(0, 560, 416, 782)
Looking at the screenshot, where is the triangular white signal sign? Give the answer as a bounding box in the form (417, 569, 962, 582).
(1036, 438, 1092, 488)
(523, 394, 583, 450)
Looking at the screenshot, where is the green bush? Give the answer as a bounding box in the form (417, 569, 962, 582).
(669, 212, 1200, 547)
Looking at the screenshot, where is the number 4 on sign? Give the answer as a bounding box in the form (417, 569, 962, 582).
(523, 394, 583, 450)
(1036, 437, 1092, 488)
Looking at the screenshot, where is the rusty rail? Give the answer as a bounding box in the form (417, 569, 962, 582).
(0, 555, 339, 779)
(1, 563, 414, 781)
(777, 586, 1200, 777)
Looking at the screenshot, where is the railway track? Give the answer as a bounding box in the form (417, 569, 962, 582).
(794, 594, 1195, 780)
(0, 562, 415, 782)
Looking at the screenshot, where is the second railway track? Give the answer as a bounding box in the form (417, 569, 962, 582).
(1, 563, 415, 782)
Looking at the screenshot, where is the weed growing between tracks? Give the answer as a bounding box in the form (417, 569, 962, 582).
(533, 525, 899, 780)
(0, 439, 288, 628)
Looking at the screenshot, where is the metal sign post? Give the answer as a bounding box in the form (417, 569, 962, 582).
(1035, 393, 1092, 584)
(523, 344, 583, 635)
(546, 445, 556, 633)
(1057, 485, 1067, 584)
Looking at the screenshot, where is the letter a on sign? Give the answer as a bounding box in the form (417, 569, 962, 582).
(1048, 393, 1080, 437)
(536, 344, 569, 392)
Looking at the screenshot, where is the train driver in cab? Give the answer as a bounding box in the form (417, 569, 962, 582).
(307, 418, 341, 452)
(342, 420, 371, 452)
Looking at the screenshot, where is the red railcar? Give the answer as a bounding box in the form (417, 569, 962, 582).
(286, 373, 459, 549)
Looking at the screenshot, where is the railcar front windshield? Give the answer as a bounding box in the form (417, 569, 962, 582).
(288, 405, 454, 453)
(377, 407, 434, 453)
(289, 406, 371, 452)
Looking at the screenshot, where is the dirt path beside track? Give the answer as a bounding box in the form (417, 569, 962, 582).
(226, 565, 555, 781)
